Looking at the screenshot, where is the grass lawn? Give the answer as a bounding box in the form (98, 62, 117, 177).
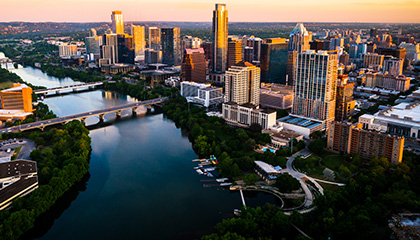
(0, 81, 14, 90)
(321, 153, 350, 171)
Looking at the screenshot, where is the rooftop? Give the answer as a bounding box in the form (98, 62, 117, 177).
(278, 115, 323, 129)
(255, 161, 279, 174)
(1, 83, 30, 93)
(0, 160, 37, 179)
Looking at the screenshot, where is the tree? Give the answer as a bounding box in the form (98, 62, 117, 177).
(308, 139, 326, 155)
(243, 173, 259, 185)
(275, 173, 300, 192)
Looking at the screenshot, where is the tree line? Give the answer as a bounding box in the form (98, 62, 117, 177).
(0, 120, 91, 240)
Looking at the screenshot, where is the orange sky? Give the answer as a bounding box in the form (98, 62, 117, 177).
(1, 0, 419, 23)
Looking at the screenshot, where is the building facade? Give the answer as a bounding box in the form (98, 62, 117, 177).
(222, 103, 276, 129)
(181, 48, 206, 83)
(212, 3, 228, 73)
(224, 61, 260, 106)
(260, 40, 288, 84)
(161, 27, 181, 66)
(335, 75, 355, 121)
(131, 24, 145, 62)
(287, 23, 310, 86)
(111, 11, 124, 34)
(327, 122, 404, 164)
(227, 37, 242, 69)
(148, 27, 161, 51)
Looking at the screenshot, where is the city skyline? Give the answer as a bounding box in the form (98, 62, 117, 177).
(1, 0, 419, 23)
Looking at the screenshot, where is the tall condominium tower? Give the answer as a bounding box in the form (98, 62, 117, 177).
(161, 27, 181, 66)
(131, 24, 146, 61)
(181, 48, 207, 83)
(149, 27, 161, 51)
(227, 37, 242, 69)
(212, 3, 228, 73)
(224, 61, 260, 106)
(111, 11, 124, 34)
(292, 50, 338, 123)
(287, 23, 310, 86)
(100, 33, 118, 65)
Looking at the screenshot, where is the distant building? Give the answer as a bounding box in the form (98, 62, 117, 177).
(148, 27, 161, 51)
(117, 34, 135, 64)
(227, 37, 242, 69)
(181, 48, 206, 83)
(349, 44, 367, 59)
(363, 53, 384, 70)
(327, 122, 404, 164)
(111, 11, 124, 34)
(181, 35, 202, 53)
(145, 49, 162, 64)
(399, 42, 420, 62)
(100, 33, 118, 65)
(161, 28, 181, 66)
(365, 72, 410, 92)
(335, 75, 355, 121)
(85, 28, 102, 59)
(0, 160, 38, 210)
(376, 47, 407, 60)
(59, 44, 77, 57)
(260, 39, 288, 84)
(246, 36, 263, 66)
(100, 63, 135, 74)
(287, 23, 310, 86)
(383, 58, 404, 76)
(131, 24, 146, 62)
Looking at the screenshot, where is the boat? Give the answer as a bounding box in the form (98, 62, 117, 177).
(207, 172, 214, 178)
(216, 178, 229, 182)
(234, 209, 241, 216)
(196, 169, 204, 174)
(204, 167, 216, 171)
(220, 182, 232, 186)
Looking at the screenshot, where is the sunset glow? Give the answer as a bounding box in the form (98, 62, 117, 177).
(1, 0, 419, 23)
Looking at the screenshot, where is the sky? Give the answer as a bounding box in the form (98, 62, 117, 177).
(1, 0, 419, 23)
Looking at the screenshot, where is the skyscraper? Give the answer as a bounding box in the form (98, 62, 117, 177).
(227, 37, 242, 69)
(212, 3, 228, 73)
(149, 27, 161, 51)
(246, 36, 263, 66)
(292, 50, 338, 123)
(161, 27, 181, 66)
(224, 61, 260, 106)
(181, 48, 206, 83)
(85, 28, 102, 56)
(131, 24, 145, 62)
(260, 38, 288, 83)
(287, 23, 310, 86)
(111, 11, 124, 34)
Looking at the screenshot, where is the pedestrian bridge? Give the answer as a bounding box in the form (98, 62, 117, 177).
(34, 82, 104, 96)
(0, 97, 168, 134)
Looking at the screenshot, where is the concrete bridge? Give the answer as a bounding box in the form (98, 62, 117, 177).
(0, 97, 168, 134)
(34, 82, 104, 96)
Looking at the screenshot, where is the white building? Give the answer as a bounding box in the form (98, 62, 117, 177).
(359, 102, 420, 139)
(59, 44, 78, 57)
(180, 81, 223, 107)
(383, 58, 404, 76)
(225, 61, 260, 106)
(222, 102, 276, 129)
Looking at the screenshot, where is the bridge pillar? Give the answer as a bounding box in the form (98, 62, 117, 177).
(99, 114, 105, 123)
(80, 118, 86, 125)
(56, 90, 61, 95)
(73, 88, 78, 92)
(116, 110, 122, 119)
(132, 107, 138, 116)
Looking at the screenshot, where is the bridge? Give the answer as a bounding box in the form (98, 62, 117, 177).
(34, 82, 104, 96)
(0, 97, 168, 134)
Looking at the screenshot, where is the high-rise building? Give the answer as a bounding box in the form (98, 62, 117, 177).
(145, 49, 162, 64)
(376, 46, 407, 59)
(182, 36, 202, 52)
(349, 44, 367, 59)
(292, 50, 338, 123)
(85, 28, 102, 58)
(59, 44, 78, 57)
(227, 37, 242, 69)
(181, 48, 206, 83)
(224, 61, 260, 106)
(212, 3, 228, 73)
(161, 27, 181, 66)
(117, 34, 135, 64)
(335, 75, 355, 121)
(327, 122, 404, 164)
(383, 58, 404, 76)
(246, 36, 263, 66)
(363, 53, 384, 69)
(287, 23, 310, 86)
(111, 11, 124, 34)
(260, 39, 288, 84)
(131, 24, 146, 62)
(329, 37, 344, 51)
(100, 33, 118, 65)
(148, 27, 161, 50)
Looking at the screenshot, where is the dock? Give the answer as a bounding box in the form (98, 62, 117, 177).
(240, 189, 246, 206)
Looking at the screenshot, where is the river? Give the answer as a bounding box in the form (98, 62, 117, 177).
(3, 63, 281, 239)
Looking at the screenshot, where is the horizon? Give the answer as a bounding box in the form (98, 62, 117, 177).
(1, 0, 419, 23)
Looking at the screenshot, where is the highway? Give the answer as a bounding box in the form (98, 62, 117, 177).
(0, 97, 168, 134)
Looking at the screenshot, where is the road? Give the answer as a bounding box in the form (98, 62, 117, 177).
(0, 97, 168, 134)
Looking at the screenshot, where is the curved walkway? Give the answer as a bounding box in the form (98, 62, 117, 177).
(230, 185, 285, 209)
